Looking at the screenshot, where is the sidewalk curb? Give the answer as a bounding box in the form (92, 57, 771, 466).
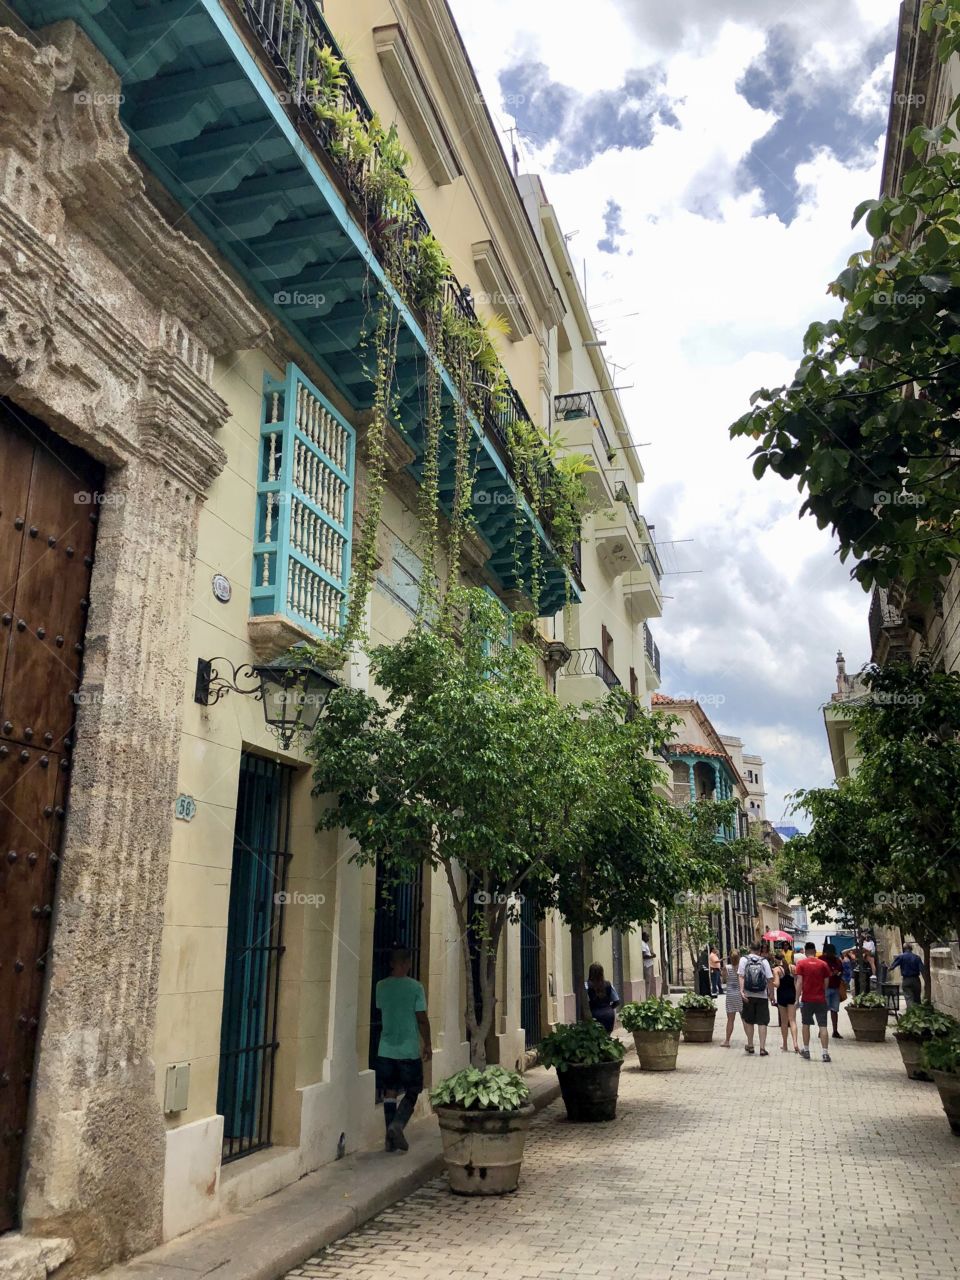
(94, 1068, 562, 1280)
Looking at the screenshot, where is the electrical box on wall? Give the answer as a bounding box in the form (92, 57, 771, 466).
(164, 1062, 190, 1114)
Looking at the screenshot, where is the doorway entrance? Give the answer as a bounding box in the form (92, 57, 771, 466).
(0, 401, 101, 1230)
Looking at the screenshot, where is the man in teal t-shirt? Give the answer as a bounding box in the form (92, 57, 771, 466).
(376, 946, 431, 1152)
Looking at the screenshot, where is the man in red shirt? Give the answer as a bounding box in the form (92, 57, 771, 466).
(795, 942, 832, 1062)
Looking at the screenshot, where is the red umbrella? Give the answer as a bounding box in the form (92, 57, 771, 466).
(763, 930, 794, 943)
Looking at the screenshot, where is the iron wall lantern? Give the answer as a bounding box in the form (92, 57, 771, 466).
(194, 644, 338, 749)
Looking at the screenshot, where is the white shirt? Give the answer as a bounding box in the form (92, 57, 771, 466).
(863, 939, 876, 953)
(738, 954, 773, 999)
(642, 940, 654, 967)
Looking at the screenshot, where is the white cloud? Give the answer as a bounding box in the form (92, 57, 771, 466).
(448, 0, 900, 824)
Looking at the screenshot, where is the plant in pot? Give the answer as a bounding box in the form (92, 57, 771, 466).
(678, 992, 718, 1043)
(429, 1066, 535, 1195)
(538, 1020, 625, 1122)
(620, 997, 684, 1070)
(845, 991, 888, 1042)
(921, 1033, 960, 1136)
(893, 1003, 960, 1081)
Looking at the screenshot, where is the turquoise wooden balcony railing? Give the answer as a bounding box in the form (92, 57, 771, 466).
(8, 0, 578, 615)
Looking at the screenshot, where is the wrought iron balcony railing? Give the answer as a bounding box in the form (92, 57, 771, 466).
(643, 622, 661, 678)
(868, 585, 903, 660)
(554, 392, 612, 456)
(561, 647, 621, 690)
(237, 0, 562, 549)
(613, 481, 663, 582)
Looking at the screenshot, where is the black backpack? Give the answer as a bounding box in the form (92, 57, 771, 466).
(743, 955, 768, 995)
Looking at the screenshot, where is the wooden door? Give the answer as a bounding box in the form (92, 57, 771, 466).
(0, 401, 101, 1231)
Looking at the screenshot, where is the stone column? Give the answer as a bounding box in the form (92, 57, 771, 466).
(21, 448, 209, 1263)
(686, 761, 695, 804)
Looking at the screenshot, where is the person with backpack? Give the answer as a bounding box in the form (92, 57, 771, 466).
(737, 940, 774, 1055)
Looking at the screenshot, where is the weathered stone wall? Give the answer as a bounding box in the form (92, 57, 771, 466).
(931, 948, 960, 1021)
(0, 19, 265, 1275)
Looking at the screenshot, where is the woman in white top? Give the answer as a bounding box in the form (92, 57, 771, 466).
(720, 950, 743, 1047)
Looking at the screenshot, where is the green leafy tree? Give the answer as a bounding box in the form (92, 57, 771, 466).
(308, 589, 693, 1060)
(785, 660, 960, 996)
(731, 2, 960, 596)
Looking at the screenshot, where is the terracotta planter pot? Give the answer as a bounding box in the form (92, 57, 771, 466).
(682, 1009, 717, 1043)
(893, 1032, 933, 1081)
(434, 1102, 535, 1195)
(633, 1028, 681, 1070)
(556, 1059, 622, 1122)
(846, 1006, 888, 1042)
(930, 1070, 960, 1136)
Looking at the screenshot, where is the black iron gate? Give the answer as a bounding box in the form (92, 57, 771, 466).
(368, 860, 424, 1071)
(610, 928, 625, 1001)
(217, 754, 293, 1162)
(519, 895, 542, 1049)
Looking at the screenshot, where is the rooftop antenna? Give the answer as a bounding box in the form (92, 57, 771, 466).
(505, 126, 520, 178)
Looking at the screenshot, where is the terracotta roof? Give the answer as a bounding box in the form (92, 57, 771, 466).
(651, 693, 676, 704)
(666, 742, 729, 760)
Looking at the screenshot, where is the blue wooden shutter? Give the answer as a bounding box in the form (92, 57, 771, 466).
(251, 364, 355, 639)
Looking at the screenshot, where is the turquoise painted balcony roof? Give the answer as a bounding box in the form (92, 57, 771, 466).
(11, 0, 577, 614)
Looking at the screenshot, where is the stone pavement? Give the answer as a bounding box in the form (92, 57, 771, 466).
(286, 1032, 960, 1280)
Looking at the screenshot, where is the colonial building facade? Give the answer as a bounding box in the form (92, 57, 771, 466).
(0, 3, 663, 1275)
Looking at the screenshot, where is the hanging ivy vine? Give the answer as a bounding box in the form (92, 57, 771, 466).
(250, 6, 588, 647)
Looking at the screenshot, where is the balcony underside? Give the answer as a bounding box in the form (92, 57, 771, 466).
(11, 0, 574, 614)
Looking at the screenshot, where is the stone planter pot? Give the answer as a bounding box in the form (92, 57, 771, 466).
(633, 1028, 681, 1070)
(930, 1071, 960, 1136)
(682, 1009, 717, 1044)
(434, 1103, 536, 1195)
(846, 1006, 888, 1042)
(893, 1032, 933, 1081)
(556, 1059, 622, 1122)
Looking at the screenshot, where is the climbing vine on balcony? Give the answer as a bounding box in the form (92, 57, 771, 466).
(241, 2, 584, 643)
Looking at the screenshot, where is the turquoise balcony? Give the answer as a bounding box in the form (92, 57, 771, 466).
(10, 0, 577, 615)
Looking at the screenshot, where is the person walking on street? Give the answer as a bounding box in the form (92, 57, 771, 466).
(720, 950, 743, 1047)
(738, 941, 774, 1056)
(709, 946, 723, 997)
(774, 952, 799, 1053)
(796, 941, 832, 1062)
(375, 947, 432, 1152)
(642, 931, 658, 998)
(586, 962, 620, 1033)
(889, 943, 925, 1007)
(822, 942, 845, 1039)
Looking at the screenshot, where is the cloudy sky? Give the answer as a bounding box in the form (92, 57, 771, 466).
(449, 0, 903, 827)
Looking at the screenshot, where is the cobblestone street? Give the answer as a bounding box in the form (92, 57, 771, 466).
(287, 1035, 960, 1280)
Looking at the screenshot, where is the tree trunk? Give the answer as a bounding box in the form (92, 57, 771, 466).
(570, 926, 590, 1021)
(922, 941, 932, 1003)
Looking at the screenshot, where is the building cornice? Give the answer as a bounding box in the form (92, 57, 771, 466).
(401, 0, 564, 335)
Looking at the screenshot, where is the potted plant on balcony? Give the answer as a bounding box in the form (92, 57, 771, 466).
(429, 1066, 535, 1195)
(845, 991, 889, 1041)
(620, 997, 684, 1070)
(893, 1003, 960, 1081)
(921, 1033, 960, 1136)
(678, 992, 718, 1043)
(538, 1020, 625, 1122)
